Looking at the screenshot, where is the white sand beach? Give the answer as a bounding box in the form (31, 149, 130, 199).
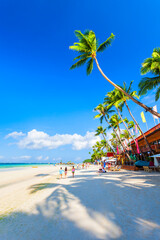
(0, 165, 160, 240)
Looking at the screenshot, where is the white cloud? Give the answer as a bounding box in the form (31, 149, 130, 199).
(36, 155, 49, 161)
(12, 155, 31, 160)
(53, 157, 62, 162)
(36, 155, 43, 161)
(0, 156, 4, 159)
(5, 131, 25, 139)
(74, 157, 82, 162)
(11, 129, 100, 150)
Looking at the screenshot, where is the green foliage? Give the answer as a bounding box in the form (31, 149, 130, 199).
(139, 47, 160, 101)
(70, 30, 115, 75)
(83, 159, 92, 163)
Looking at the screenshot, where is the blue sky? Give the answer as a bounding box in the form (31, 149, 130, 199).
(0, 0, 160, 163)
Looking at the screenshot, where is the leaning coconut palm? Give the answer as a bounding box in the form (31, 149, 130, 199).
(120, 130, 131, 144)
(104, 89, 137, 154)
(69, 30, 160, 117)
(109, 114, 132, 161)
(94, 104, 122, 149)
(113, 82, 154, 154)
(127, 120, 135, 130)
(110, 132, 121, 152)
(94, 103, 115, 124)
(95, 126, 114, 152)
(139, 47, 160, 101)
(101, 139, 113, 152)
(108, 114, 124, 149)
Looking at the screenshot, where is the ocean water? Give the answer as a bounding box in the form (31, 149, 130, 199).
(0, 163, 54, 169)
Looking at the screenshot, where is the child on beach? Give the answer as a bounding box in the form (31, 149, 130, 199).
(64, 167, 67, 178)
(72, 166, 75, 178)
(59, 167, 64, 179)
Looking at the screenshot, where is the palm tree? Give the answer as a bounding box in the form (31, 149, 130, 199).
(94, 104, 122, 149)
(120, 130, 131, 144)
(104, 89, 137, 154)
(113, 81, 154, 154)
(108, 114, 125, 148)
(110, 132, 121, 152)
(109, 114, 132, 161)
(69, 30, 160, 117)
(95, 126, 114, 152)
(92, 141, 101, 150)
(101, 139, 113, 152)
(139, 47, 160, 101)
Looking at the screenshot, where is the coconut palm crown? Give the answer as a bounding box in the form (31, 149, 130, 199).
(69, 30, 115, 75)
(138, 47, 160, 101)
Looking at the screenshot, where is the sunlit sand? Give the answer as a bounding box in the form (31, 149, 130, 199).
(0, 166, 160, 240)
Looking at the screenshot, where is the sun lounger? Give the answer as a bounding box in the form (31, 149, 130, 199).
(143, 166, 152, 172)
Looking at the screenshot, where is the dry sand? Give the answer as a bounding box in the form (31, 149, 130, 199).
(0, 165, 160, 240)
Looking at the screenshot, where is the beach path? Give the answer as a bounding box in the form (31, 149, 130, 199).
(0, 166, 160, 240)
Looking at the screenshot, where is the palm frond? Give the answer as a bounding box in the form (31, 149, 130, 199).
(127, 80, 133, 93)
(74, 30, 92, 50)
(141, 58, 152, 75)
(100, 116, 104, 124)
(97, 33, 115, 53)
(86, 58, 93, 75)
(73, 53, 90, 61)
(138, 76, 160, 96)
(155, 86, 160, 101)
(94, 113, 102, 119)
(70, 57, 89, 70)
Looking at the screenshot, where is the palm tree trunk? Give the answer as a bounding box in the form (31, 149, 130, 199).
(116, 107, 138, 155)
(102, 133, 115, 153)
(104, 115, 125, 151)
(124, 101, 154, 155)
(117, 125, 132, 162)
(94, 57, 160, 118)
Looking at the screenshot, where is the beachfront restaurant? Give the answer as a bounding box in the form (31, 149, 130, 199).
(120, 123, 160, 170)
(130, 123, 160, 155)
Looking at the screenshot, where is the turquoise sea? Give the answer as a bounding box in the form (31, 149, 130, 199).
(0, 163, 54, 169)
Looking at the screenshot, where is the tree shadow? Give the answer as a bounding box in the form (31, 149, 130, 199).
(1, 169, 160, 240)
(35, 174, 50, 177)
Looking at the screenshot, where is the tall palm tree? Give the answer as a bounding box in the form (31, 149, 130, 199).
(95, 126, 114, 152)
(113, 81, 154, 154)
(69, 30, 160, 117)
(109, 114, 132, 161)
(138, 47, 160, 101)
(104, 89, 137, 154)
(92, 141, 103, 152)
(120, 130, 131, 144)
(94, 104, 122, 149)
(108, 115, 125, 148)
(110, 132, 121, 152)
(101, 139, 113, 152)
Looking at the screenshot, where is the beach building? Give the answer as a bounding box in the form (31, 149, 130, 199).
(130, 123, 160, 154)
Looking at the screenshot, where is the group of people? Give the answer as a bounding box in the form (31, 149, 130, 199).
(98, 161, 112, 173)
(59, 166, 75, 179)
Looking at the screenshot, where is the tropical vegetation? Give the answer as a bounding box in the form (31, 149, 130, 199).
(69, 30, 159, 162)
(69, 30, 160, 117)
(139, 47, 160, 101)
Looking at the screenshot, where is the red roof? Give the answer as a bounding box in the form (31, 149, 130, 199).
(131, 123, 160, 144)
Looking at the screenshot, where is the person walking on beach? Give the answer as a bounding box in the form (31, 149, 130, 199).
(59, 167, 64, 179)
(72, 166, 75, 178)
(64, 166, 67, 178)
(108, 162, 111, 172)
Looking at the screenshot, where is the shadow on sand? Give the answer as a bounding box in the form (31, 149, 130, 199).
(0, 170, 160, 240)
